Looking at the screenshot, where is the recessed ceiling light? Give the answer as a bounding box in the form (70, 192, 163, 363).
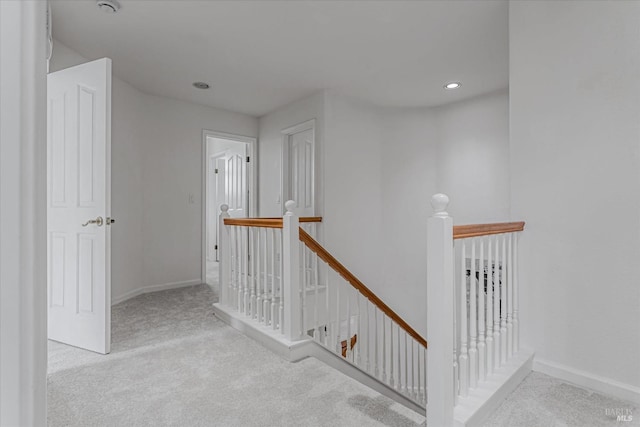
(96, 0, 120, 13)
(444, 82, 462, 90)
(193, 82, 211, 90)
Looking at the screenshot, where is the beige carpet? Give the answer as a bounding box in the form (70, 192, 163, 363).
(47, 284, 425, 427)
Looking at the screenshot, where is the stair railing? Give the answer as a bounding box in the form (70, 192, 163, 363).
(218, 203, 322, 335)
(219, 196, 525, 424)
(426, 193, 525, 426)
(219, 201, 429, 408)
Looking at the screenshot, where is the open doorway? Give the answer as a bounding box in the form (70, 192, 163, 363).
(202, 130, 257, 289)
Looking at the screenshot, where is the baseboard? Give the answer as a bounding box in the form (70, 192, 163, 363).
(112, 279, 203, 305)
(211, 303, 312, 362)
(533, 358, 640, 405)
(212, 302, 425, 415)
(307, 342, 425, 415)
(454, 349, 534, 427)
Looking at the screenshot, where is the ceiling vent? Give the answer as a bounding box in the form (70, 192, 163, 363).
(97, 0, 120, 14)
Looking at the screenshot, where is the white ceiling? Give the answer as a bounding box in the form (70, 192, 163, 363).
(51, 0, 508, 117)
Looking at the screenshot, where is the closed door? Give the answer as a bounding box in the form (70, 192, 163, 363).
(286, 128, 314, 217)
(47, 58, 112, 354)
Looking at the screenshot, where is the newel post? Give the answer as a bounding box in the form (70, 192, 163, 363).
(283, 200, 302, 340)
(219, 204, 231, 306)
(427, 194, 455, 426)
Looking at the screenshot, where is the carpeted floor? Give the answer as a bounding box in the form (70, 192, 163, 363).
(481, 371, 639, 427)
(48, 283, 638, 427)
(47, 284, 425, 427)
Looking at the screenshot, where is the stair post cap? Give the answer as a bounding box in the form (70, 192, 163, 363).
(220, 204, 229, 212)
(430, 193, 450, 216)
(285, 200, 297, 213)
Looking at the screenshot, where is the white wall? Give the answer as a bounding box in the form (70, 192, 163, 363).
(435, 89, 510, 224)
(378, 107, 438, 335)
(323, 91, 385, 296)
(50, 40, 258, 302)
(510, 0, 640, 398)
(0, 2, 47, 424)
(257, 89, 510, 336)
(141, 94, 257, 289)
(258, 91, 326, 217)
(378, 91, 509, 334)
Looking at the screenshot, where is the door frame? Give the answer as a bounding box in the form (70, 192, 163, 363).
(281, 119, 315, 215)
(201, 129, 257, 284)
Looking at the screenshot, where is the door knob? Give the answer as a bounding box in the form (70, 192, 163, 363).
(82, 216, 103, 227)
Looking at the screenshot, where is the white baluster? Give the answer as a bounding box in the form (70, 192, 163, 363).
(278, 229, 284, 332)
(251, 227, 258, 319)
(478, 238, 486, 382)
(382, 314, 387, 383)
(248, 227, 255, 317)
(270, 228, 277, 329)
(218, 205, 230, 306)
(238, 227, 244, 313)
(325, 263, 330, 346)
(493, 236, 502, 367)
(426, 194, 455, 426)
(396, 324, 402, 391)
(335, 278, 341, 354)
(356, 292, 361, 366)
(423, 347, 428, 407)
(459, 240, 469, 397)
(228, 224, 235, 307)
(513, 233, 520, 352)
(500, 235, 507, 365)
(469, 239, 478, 389)
(413, 339, 418, 400)
(365, 296, 370, 372)
(375, 307, 379, 379)
(313, 245, 319, 340)
(507, 233, 514, 359)
(389, 318, 394, 389)
(300, 242, 306, 337)
(346, 284, 351, 359)
(417, 339, 421, 403)
(262, 227, 268, 325)
(486, 236, 494, 374)
(404, 331, 408, 395)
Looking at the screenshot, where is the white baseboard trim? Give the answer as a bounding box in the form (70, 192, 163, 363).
(212, 303, 425, 414)
(211, 302, 312, 362)
(111, 279, 203, 305)
(533, 358, 640, 405)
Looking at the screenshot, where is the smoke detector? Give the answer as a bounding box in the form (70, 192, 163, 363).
(97, 0, 120, 13)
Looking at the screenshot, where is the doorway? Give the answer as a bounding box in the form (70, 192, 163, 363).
(202, 130, 257, 288)
(282, 119, 315, 217)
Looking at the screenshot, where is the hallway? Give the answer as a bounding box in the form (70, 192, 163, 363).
(47, 285, 424, 426)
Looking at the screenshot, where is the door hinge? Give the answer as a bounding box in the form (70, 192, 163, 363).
(246, 156, 250, 163)
(214, 244, 218, 250)
(215, 168, 219, 174)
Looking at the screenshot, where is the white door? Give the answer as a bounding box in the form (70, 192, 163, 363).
(224, 143, 248, 218)
(286, 128, 314, 217)
(47, 58, 112, 354)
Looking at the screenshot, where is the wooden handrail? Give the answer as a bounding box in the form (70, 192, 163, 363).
(298, 228, 427, 349)
(223, 217, 322, 228)
(453, 221, 525, 239)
